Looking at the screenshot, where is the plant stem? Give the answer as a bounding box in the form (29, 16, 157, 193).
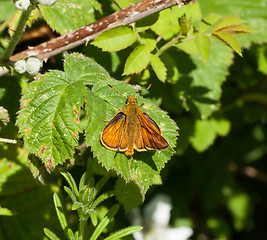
(79, 218, 88, 240)
(0, 4, 35, 62)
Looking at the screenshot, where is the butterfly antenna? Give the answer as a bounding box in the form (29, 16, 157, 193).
(108, 84, 124, 96)
(141, 84, 152, 96)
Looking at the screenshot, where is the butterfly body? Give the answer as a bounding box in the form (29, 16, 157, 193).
(100, 96, 169, 156)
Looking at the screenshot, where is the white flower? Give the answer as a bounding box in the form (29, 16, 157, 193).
(15, 0, 30, 10)
(38, 0, 57, 6)
(130, 194, 194, 240)
(26, 57, 43, 75)
(14, 60, 27, 74)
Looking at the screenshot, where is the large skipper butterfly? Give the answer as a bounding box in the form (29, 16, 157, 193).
(100, 95, 169, 156)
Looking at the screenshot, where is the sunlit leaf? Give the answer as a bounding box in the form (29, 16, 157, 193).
(123, 45, 151, 75)
(40, 0, 101, 34)
(150, 54, 167, 82)
(92, 26, 138, 52)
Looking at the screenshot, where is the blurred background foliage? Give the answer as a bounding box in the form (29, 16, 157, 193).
(0, 0, 267, 239)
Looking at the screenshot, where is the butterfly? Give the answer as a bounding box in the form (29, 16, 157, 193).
(100, 95, 169, 156)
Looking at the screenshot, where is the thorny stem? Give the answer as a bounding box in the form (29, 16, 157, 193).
(0, 4, 35, 62)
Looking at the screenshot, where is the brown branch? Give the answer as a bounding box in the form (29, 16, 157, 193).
(10, 0, 197, 62)
(228, 163, 267, 183)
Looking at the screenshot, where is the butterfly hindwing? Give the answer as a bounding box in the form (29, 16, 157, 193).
(136, 111, 169, 151)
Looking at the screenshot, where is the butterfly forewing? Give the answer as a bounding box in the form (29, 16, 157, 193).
(100, 112, 128, 151)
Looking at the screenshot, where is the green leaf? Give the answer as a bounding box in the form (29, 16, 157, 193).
(17, 53, 177, 196)
(199, 13, 222, 33)
(0, 207, 13, 216)
(94, 175, 110, 198)
(113, 0, 131, 9)
(176, 38, 199, 55)
(90, 204, 120, 240)
(91, 191, 114, 210)
(40, 0, 101, 34)
(89, 210, 98, 226)
(150, 54, 167, 82)
(136, 13, 159, 32)
(53, 193, 68, 234)
(139, 32, 157, 52)
(199, 0, 265, 46)
(16, 53, 111, 169)
(151, 7, 183, 40)
(72, 202, 83, 211)
(67, 228, 75, 240)
(258, 45, 267, 75)
(91, 26, 138, 52)
(115, 178, 143, 212)
(196, 34, 211, 63)
(43, 228, 60, 240)
(0, 1, 16, 22)
(85, 80, 178, 197)
(177, 39, 233, 118)
(64, 186, 77, 203)
(190, 118, 231, 152)
(61, 172, 79, 199)
(212, 31, 242, 56)
(212, 16, 245, 33)
(104, 226, 143, 240)
(78, 172, 87, 192)
(227, 193, 250, 231)
(123, 45, 151, 75)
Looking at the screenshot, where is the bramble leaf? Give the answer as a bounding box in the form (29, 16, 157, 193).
(40, 0, 101, 34)
(85, 79, 178, 197)
(17, 53, 178, 196)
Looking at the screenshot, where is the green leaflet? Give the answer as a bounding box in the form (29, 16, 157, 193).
(199, 0, 265, 46)
(17, 53, 178, 196)
(196, 34, 211, 63)
(150, 54, 167, 82)
(40, 0, 101, 34)
(92, 26, 138, 52)
(123, 45, 151, 75)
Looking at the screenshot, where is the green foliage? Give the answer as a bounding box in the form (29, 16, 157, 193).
(16, 53, 177, 196)
(0, 0, 266, 239)
(45, 172, 142, 240)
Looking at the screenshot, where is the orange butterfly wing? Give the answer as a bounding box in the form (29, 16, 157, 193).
(135, 111, 169, 151)
(100, 112, 128, 151)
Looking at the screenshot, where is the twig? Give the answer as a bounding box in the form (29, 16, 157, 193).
(10, 0, 197, 62)
(1, 4, 35, 62)
(0, 137, 23, 145)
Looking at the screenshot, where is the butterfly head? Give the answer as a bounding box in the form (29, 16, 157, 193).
(126, 95, 138, 105)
